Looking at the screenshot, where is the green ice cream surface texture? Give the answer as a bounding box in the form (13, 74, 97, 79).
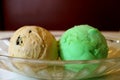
(59, 25, 108, 72)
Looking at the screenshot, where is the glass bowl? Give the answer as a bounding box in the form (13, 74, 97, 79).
(0, 35, 120, 80)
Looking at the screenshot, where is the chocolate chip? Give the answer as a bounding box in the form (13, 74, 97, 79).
(16, 36, 23, 45)
(21, 40, 23, 43)
(16, 36, 20, 45)
(16, 41, 19, 45)
(29, 30, 32, 33)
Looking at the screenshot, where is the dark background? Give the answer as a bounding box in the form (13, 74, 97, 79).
(0, 0, 120, 31)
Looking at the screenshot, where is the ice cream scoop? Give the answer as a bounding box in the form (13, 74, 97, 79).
(59, 25, 108, 72)
(9, 26, 58, 60)
(8, 26, 58, 74)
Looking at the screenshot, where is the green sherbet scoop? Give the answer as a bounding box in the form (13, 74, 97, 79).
(59, 25, 108, 72)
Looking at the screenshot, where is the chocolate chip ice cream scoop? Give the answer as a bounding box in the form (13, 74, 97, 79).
(8, 26, 58, 60)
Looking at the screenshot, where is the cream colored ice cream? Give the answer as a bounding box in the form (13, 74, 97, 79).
(8, 26, 58, 74)
(9, 26, 58, 60)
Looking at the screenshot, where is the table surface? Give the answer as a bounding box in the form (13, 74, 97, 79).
(0, 31, 120, 39)
(0, 31, 120, 80)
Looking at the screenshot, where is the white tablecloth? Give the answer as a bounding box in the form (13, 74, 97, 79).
(0, 31, 120, 38)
